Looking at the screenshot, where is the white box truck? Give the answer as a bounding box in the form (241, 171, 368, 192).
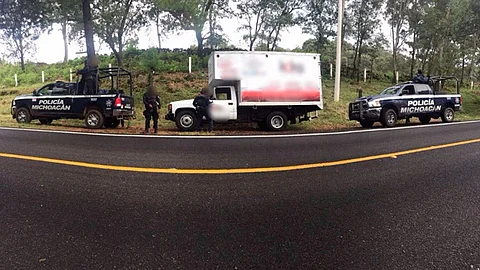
(165, 51, 323, 131)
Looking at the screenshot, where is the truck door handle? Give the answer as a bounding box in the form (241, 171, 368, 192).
(228, 103, 233, 105)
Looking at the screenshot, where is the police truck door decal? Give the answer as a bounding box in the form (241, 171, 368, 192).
(32, 99, 72, 111)
(400, 99, 442, 115)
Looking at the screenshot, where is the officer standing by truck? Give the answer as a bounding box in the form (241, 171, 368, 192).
(193, 87, 213, 132)
(413, 69, 429, 84)
(143, 86, 161, 134)
(77, 56, 100, 95)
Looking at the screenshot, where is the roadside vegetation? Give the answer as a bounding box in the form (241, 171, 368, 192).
(1, 64, 479, 134)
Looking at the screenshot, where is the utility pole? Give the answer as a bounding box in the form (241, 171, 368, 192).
(334, 0, 345, 102)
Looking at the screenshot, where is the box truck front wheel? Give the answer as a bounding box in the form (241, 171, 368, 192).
(176, 110, 198, 131)
(267, 111, 288, 131)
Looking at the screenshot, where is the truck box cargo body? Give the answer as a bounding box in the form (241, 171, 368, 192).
(166, 51, 323, 131)
(208, 51, 323, 106)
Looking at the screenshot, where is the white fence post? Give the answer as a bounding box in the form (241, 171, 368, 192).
(42, 71, 45, 83)
(189, 57, 192, 73)
(109, 64, 112, 69)
(396, 71, 399, 84)
(330, 63, 333, 78)
(364, 68, 367, 83)
(14, 74, 18, 87)
(70, 68, 73, 82)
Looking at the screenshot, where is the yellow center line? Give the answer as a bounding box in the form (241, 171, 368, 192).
(1, 138, 480, 174)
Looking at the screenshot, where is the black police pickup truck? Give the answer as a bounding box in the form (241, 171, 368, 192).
(349, 76, 462, 128)
(11, 67, 135, 129)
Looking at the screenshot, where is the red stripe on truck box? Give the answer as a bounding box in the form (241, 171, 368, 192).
(241, 89, 321, 102)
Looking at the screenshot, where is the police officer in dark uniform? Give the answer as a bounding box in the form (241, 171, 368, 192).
(193, 87, 213, 132)
(77, 56, 99, 95)
(413, 69, 429, 84)
(143, 86, 161, 134)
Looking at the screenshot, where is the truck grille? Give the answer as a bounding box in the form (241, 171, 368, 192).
(351, 101, 367, 111)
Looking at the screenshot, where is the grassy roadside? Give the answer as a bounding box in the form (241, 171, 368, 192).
(1, 74, 479, 135)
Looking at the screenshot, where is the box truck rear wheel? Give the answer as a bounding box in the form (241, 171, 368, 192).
(267, 112, 288, 131)
(176, 110, 198, 131)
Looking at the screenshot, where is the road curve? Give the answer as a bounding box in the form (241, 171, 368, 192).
(2, 123, 480, 269)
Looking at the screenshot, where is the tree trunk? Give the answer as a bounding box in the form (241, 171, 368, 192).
(460, 53, 466, 86)
(352, 47, 358, 80)
(469, 37, 477, 79)
(195, 30, 204, 56)
(410, 31, 417, 79)
(249, 39, 255, 51)
(356, 38, 364, 84)
(62, 17, 69, 63)
(392, 24, 397, 84)
(369, 57, 375, 83)
(82, 0, 95, 58)
(19, 38, 25, 72)
(156, 15, 162, 49)
(148, 69, 153, 87)
(208, 6, 215, 49)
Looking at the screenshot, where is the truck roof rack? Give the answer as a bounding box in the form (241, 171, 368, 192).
(75, 66, 133, 96)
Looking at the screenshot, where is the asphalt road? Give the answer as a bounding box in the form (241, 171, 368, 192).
(2, 123, 480, 269)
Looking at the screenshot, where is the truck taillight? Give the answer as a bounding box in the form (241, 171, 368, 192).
(114, 97, 122, 107)
(168, 104, 172, 111)
(460, 97, 462, 104)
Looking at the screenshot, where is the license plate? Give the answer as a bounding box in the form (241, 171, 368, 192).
(125, 104, 131, 109)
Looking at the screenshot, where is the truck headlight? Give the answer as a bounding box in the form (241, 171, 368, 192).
(12, 100, 15, 106)
(368, 101, 381, 107)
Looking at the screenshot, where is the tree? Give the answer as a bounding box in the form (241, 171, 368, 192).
(139, 48, 163, 86)
(385, 0, 410, 82)
(298, 0, 337, 54)
(236, 0, 269, 51)
(92, 0, 148, 66)
(260, 0, 304, 51)
(346, 0, 384, 83)
(52, 0, 81, 62)
(156, 0, 215, 56)
(0, 0, 51, 71)
(205, 0, 230, 49)
(148, 0, 165, 49)
(364, 34, 388, 82)
(82, 0, 96, 58)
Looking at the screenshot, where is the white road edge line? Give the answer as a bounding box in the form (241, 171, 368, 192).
(1, 120, 480, 139)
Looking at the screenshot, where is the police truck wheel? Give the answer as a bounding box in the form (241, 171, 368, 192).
(39, 119, 53, 125)
(15, 108, 32, 124)
(381, 109, 397, 128)
(104, 118, 120, 128)
(419, 116, 431, 124)
(359, 121, 374, 128)
(175, 110, 197, 131)
(85, 109, 105, 129)
(441, 107, 455, 123)
(266, 111, 288, 131)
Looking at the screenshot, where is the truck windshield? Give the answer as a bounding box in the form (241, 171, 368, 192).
(380, 86, 401, 96)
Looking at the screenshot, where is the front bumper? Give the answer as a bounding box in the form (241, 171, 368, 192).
(349, 103, 381, 121)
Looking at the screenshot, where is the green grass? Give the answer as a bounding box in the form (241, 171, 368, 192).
(1, 75, 479, 134)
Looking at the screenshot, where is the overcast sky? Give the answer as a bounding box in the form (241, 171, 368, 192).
(0, 10, 392, 64)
